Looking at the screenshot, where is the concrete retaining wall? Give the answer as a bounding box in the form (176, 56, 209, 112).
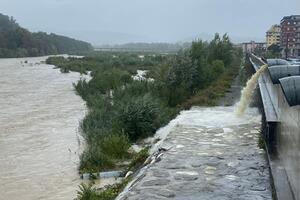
(249, 54, 300, 200)
(276, 87, 300, 200)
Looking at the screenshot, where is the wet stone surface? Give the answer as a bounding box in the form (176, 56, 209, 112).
(118, 108, 272, 200)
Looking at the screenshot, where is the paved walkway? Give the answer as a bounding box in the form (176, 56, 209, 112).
(117, 107, 272, 200)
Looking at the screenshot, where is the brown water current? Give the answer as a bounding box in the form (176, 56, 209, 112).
(0, 56, 87, 200)
(235, 64, 268, 116)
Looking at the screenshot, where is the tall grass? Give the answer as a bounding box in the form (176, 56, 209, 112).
(47, 36, 242, 173)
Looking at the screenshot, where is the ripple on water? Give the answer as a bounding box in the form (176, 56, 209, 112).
(0, 56, 88, 200)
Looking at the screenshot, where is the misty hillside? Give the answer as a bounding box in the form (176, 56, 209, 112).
(0, 13, 93, 58)
(96, 42, 192, 52)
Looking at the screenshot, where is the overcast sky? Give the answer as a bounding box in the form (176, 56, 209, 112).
(1, 0, 299, 45)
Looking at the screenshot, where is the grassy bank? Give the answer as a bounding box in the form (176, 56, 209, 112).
(46, 33, 243, 200)
(47, 52, 177, 173)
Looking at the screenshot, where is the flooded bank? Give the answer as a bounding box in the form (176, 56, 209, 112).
(0, 56, 86, 200)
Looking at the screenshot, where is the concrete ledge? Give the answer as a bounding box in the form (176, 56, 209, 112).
(249, 56, 279, 122)
(266, 147, 295, 200)
(249, 54, 295, 200)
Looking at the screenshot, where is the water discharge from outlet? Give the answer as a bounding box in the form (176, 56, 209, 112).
(235, 64, 268, 116)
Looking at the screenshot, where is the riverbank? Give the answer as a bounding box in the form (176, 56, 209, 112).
(46, 34, 244, 199)
(73, 62, 245, 200)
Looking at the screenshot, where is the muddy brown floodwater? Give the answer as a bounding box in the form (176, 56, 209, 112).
(0, 56, 87, 200)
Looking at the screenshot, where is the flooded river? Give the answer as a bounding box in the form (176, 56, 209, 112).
(0, 56, 86, 200)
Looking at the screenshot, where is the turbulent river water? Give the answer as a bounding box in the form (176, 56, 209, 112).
(0, 56, 86, 200)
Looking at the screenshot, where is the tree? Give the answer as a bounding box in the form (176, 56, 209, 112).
(266, 44, 281, 58)
(0, 13, 93, 58)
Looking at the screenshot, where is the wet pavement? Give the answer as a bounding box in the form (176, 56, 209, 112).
(117, 107, 272, 200)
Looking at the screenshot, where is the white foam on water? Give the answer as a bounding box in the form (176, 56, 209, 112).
(177, 106, 261, 128)
(150, 106, 261, 154)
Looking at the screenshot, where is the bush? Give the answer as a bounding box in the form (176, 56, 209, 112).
(113, 81, 151, 99)
(211, 60, 225, 77)
(76, 183, 99, 200)
(100, 133, 131, 159)
(80, 107, 114, 143)
(79, 133, 130, 172)
(76, 178, 132, 200)
(117, 94, 160, 141)
(46, 37, 242, 174)
(127, 147, 150, 171)
(73, 79, 90, 101)
(79, 144, 114, 172)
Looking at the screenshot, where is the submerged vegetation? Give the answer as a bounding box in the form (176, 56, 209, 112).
(47, 33, 242, 199)
(76, 148, 149, 200)
(76, 177, 132, 200)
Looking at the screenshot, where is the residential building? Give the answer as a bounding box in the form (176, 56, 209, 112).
(280, 15, 300, 57)
(266, 25, 281, 47)
(242, 41, 266, 54)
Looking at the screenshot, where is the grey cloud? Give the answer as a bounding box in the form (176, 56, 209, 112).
(0, 0, 299, 45)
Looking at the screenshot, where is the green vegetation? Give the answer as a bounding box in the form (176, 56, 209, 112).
(265, 44, 282, 58)
(181, 65, 239, 108)
(127, 147, 150, 172)
(0, 13, 93, 58)
(76, 177, 132, 200)
(254, 43, 282, 59)
(47, 33, 242, 200)
(77, 183, 99, 200)
(46, 33, 242, 175)
(47, 52, 174, 173)
(76, 148, 149, 200)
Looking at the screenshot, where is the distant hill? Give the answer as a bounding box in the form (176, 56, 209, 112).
(96, 42, 192, 53)
(180, 33, 265, 44)
(0, 13, 93, 58)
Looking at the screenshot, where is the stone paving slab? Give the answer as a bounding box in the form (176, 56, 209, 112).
(117, 107, 272, 200)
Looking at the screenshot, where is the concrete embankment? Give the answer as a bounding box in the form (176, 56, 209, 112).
(249, 54, 300, 200)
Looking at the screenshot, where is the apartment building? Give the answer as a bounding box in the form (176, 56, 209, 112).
(280, 15, 300, 57)
(266, 24, 281, 47)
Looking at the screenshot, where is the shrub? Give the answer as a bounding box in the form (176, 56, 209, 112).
(47, 39, 242, 175)
(79, 144, 114, 172)
(211, 60, 225, 77)
(117, 95, 160, 141)
(76, 178, 132, 200)
(80, 108, 114, 143)
(113, 81, 151, 99)
(127, 147, 150, 171)
(76, 183, 99, 200)
(100, 133, 131, 159)
(73, 79, 89, 101)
